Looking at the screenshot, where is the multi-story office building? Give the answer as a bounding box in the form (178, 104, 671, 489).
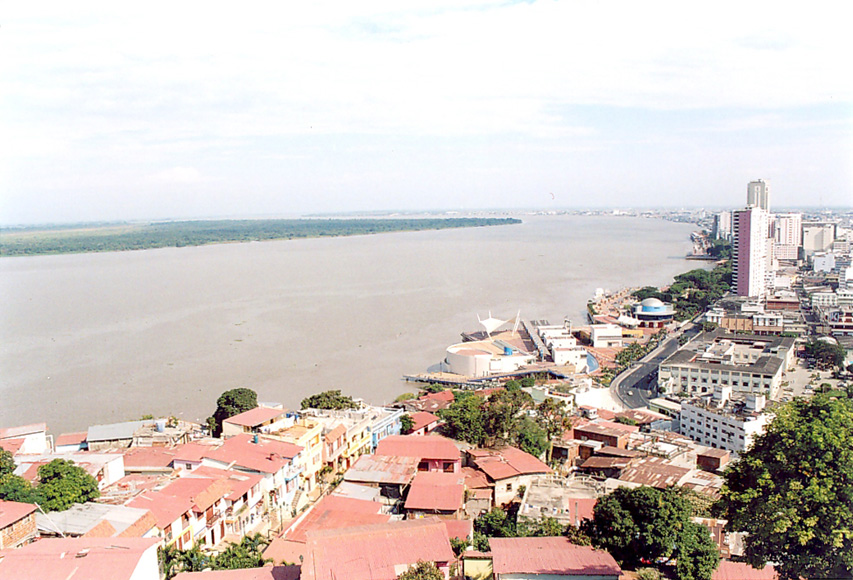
(746, 179, 770, 210)
(772, 212, 802, 261)
(802, 222, 836, 255)
(680, 387, 773, 452)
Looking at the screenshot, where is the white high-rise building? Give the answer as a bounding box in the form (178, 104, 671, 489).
(773, 213, 802, 261)
(747, 180, 770, 210)
(732, 206, 770, 298)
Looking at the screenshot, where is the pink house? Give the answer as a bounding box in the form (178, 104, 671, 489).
(374, 435, 461, 473)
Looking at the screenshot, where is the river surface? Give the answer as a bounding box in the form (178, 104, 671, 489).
(0, 215, 699, 434)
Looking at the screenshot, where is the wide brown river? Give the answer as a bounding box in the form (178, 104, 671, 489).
(1, 215, 699, 434)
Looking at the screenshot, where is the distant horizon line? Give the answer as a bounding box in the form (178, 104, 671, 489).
(2, 205, 850, 229)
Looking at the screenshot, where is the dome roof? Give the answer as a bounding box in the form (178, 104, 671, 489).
(640, 297, 664, 308)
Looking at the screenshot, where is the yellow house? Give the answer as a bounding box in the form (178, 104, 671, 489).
(269, 417, 324, 494)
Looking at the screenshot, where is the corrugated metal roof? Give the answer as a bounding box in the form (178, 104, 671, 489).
(375, 435, 460, 461)
(344, 454, 418, 485)
(87, 420, 149, 443)
(404, 471, 464, 512)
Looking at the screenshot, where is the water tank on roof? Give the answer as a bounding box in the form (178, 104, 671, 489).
(154, 419, 166, 432)
(504, 346, 513, 356)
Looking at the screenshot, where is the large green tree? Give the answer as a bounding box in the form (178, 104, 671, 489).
(0, 449, 16, 476)
(718, 395, 853, 580)
(207, 387, 259, 437)
(676, 522, 721, 580)
(0, 473, 37, 504)
(35, 459, 100, 511)
(300, 389, 359, 410)
(397, 560, 443, 580)
(586, 486, 718, 577)
(438, 391, 486, 446)
(803, 337, 846, 370)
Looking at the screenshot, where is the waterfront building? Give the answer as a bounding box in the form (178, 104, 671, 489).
(589, 323, 623, 348)
(679, 387, 773, 453)
(712, 211, 732, 241)
(301, 408, 374, 472)
(632, 297, 675, 328)
(747, 179, 770, 210)
(657, 330, 794, 399)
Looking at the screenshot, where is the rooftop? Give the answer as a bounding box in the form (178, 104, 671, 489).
(468, 446, 551, 481)
(404, 471, 465, 512)
(0, 537, 161, 580)
(174, 566, 300, 580)
(374, 435, 460, 462)
(302, 518, 453, 580)
(344, 454, 419, 486)
(0, 499, 37, 529)
(204, 433, 303, 474)
(223, 406, 287, 428)
(490, 537, 621, 576)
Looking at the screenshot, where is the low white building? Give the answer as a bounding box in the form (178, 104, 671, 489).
(590, 324, 622, 348)
(680, 387, 773, 453)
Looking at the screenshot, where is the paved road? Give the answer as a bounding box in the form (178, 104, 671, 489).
(611, 323, 697, 409)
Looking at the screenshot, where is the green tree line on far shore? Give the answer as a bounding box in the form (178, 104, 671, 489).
(0, 217, 521, 256)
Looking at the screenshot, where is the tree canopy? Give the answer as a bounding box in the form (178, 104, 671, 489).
(36, 459, 101, 511)
(718, 395, 853, 580)
(207, 387, 259, 437)
(0, 458, 100, 510)
(0, 449, 15, 476)
(585, 486, 718, 577)
(397, 560, 443, 580)
(300, 389, 359, 410)
(160, 534, 271, 579)
(803, 337, 846, 369)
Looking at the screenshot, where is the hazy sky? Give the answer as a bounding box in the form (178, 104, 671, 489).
(2, 1, 851, 224)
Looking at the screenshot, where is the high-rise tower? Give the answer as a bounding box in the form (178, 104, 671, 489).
(747, 180, 770, 210)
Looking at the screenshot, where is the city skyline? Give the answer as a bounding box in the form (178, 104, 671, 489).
(2, 1, 851, 225)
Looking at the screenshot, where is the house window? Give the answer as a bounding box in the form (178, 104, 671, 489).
(506, 483, 513, 492)
(443, 462, 454, 473)
(418, 461, 429, 471)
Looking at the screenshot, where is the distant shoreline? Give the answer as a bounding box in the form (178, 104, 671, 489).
(0, 217, 522, 257)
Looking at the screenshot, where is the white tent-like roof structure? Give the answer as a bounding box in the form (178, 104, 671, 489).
(477, 311, 520, 338)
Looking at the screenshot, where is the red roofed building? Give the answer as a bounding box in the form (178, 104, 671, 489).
(713, 561, 779, 580)
(467, 446, 551, 505)
(490, 537, 621, 579)
(182, 466, 265, 538)
(265, 495, 391, 564)
(0, 536, 162, 580)
(407, 411, 440, 436)
(156, 477, 231, 546)
(404, 471, 465, 519)
(121, 445, 179, 474)
(0, 500, 37, 549)
(402, 390, 455, 413)
(174, 567, 301, 580)
(0, 423, 49, 455)
(54, 431, 88, 453)
(128, 490, 197, 550)
(222, 406, 290, 438)
(375, 435, 461, 473)
(302, 518, 454, 580)
(202, 433, 304, 515)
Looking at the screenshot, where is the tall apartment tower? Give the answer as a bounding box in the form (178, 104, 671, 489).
(747, 180, 770, 210)
(732, 207, 769, 298)
(773, 213, 802, 261)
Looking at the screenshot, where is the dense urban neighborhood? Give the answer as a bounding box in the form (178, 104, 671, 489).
(2, 187, 853, 580)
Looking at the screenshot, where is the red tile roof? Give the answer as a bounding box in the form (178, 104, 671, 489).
(82, 519, 119, 538)
(0, 499, 37, 529)
(323, 424, 347, 444)
(174, 441, 215, 463)
(404, 471, 465, 512)
(713, 561, 779, 580)
(462, 466, 493, 490)
(302, 518, 454, 580)
(281, 495, 389, 544)
(408, 411, 440, 432)
(159, 477, 231, 513)
(122, 446, 178, 469)
(184, 466, 263, 501)
(0, 438, 25, 454)
(468, 446, 551, 481)
(374, 435, 460, 462)
(0, 423, 46, 439)
(224, 407, 287, 428)
(443, 519, 473, 542)
(0, 537, 161, 580)
(490, 537, 621, 576)
(204, 433, 302, 474)
(55, 431, 88, 447)
(594, 419, 640, 433)
(174, 566, 301, 580)
(128, 490, 194, 529)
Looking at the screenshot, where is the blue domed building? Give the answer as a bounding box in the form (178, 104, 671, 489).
(633, 297, 675, 328)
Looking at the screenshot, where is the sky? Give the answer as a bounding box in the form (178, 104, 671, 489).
(2, 1, 852, 224)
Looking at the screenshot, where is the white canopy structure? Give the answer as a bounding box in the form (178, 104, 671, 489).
(477, 310, 521, 339)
